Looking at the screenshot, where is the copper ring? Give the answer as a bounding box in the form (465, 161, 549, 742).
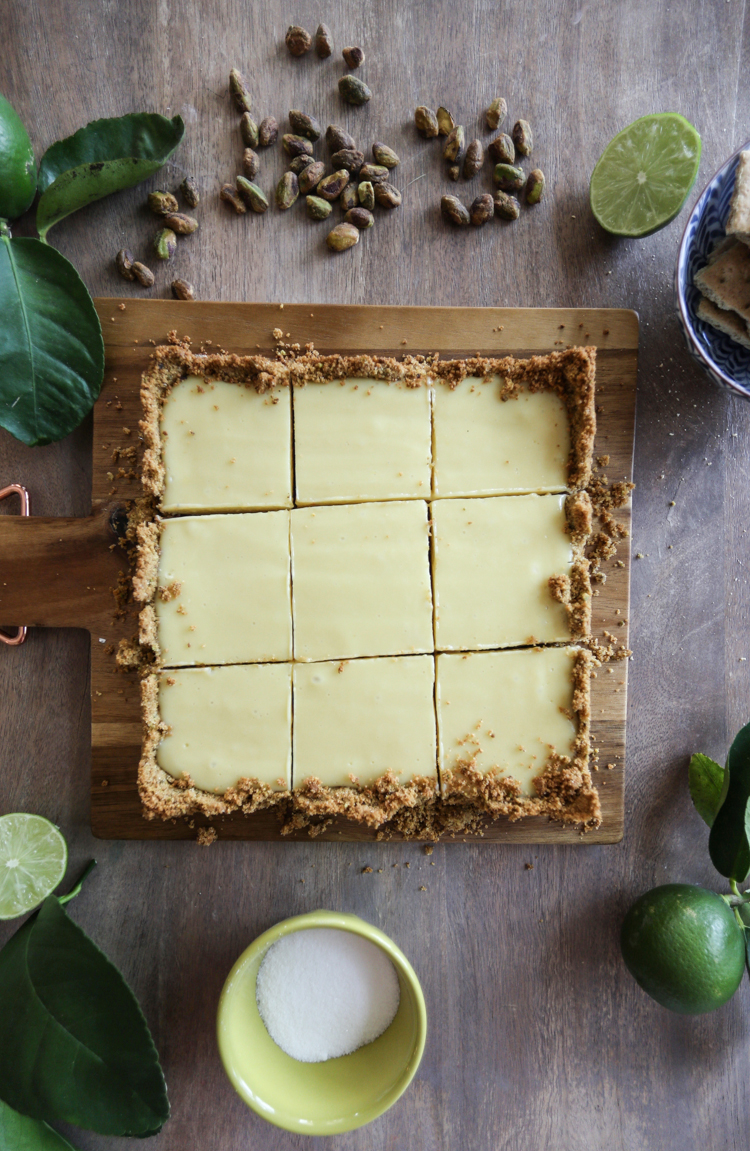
(0, 484, 30, 646)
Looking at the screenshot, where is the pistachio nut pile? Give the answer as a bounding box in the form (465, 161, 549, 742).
(415, 98, 545, 228)
(115, 176, 200, 299)
(220, 31, 403, 254)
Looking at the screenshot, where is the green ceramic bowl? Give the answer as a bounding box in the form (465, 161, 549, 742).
(216, 909, 427, 1135)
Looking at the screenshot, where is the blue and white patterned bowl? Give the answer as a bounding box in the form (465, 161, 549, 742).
(676, 139, 750, 399)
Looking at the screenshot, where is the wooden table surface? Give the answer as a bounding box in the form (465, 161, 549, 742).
(2, 2, 749, 1148)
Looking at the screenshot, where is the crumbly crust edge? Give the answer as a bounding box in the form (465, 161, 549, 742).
(137, 648, 598, 834)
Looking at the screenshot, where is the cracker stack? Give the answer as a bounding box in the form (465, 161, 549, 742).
(694, 151, 750, 350)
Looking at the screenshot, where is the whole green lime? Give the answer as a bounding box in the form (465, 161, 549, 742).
(0, 94, 36, 221)
(621, 884, 745, 1014)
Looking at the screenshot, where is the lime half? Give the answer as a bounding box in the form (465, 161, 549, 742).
(0, 813, 68, 919)
(590, 113, 701, 237)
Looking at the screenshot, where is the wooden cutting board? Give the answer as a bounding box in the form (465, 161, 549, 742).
(0, 300, 637, 842)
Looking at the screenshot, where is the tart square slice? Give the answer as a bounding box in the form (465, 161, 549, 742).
(134, 511, 292, 666)
(431, 492, 591, 650)
(293, 377, 432, 505)
(432, 376, 571, 497)
(436, 646, 595, 814)
(139, 663, 291, 820)
(293, 655, 437, 789)
(291, 500, 434, 661)
(143, 374, 292, 513)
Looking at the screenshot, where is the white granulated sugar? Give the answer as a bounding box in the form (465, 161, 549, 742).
(255, 927, 400, 1063)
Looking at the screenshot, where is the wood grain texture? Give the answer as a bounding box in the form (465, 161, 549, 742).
(2, 1, 750, 1148)
(0, 301, 635, 842)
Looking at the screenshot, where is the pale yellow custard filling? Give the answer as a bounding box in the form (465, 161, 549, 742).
(293, 656, 437, 787)
(291, 500, 434, 661)
(433, 379, 569, 497)
(156, 512, 292, 666)
(432, 493, 572, 650)
(293, 378, 432, 505)
(156, 663, 292, 792)
(160, 376, 292, 512)
(436, 647, 578, 796)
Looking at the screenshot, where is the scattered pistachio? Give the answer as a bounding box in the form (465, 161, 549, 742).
(485, 97, 507, 131)
(340, 183, 359, 211)
(331, 148, 364, 174)
(358, 180, 375, 210)
(373, 180, 401, 208)
(115, 248, 135, 280)
(463, 139, 484, 179)
(282, 133, 313, 159)
(229, 68, 251, 113)
(327, 222, 360, 251)
(493, 163, 524, 192)
(493, 191, 520, 220)
(447, 164, 460, 182)
(154, 227, 177, 260)
(258, 116, 279, 146)
(306, 194, 333, 220)
(148, 190, 179, 216)
(342, 45, 365, 68)
(171, 278, 195, 300)
(415, 105, 439, 138)
(179, 176, 200, 208)
(437, 106, 455, 136)
(372, 142, 399, 168)
(326, 124, 357, 152)
(359, 162, 388, 183)
(285, 25, 312, 56)
(290, 154, 315, 174)
(220, 183, 247, 213)
(339, 75, 372, 105)
(488, 133, 515, 164)
(298, 160, 326, 196)
(469, 193, 494, 226)
(241, 147, 259, 179)
(131, 261, 155, 287)
(443, 125, 465, 163)
(163, 212, 198, 235)
(440, 194, 469, 226)
(315, 23, 333, 58)
(236, 176, 269, 213)
(240, 112, 259, 148)
(345, 206, 374, 229)
(512, 119, 533, 157)
(525, 168, 545, 205)
(317, 169, 350, 201)
(289, 110, 322, 141)
(275, 171, 299, 210)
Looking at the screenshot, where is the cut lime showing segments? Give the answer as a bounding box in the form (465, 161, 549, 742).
(590, 113, 701, 237)
(0, 814, 67, 919)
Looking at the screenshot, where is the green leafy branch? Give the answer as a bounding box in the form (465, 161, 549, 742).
(0, 95, 184, 446)
(0, 861, 169, 1145)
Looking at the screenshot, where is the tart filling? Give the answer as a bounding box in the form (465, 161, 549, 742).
(293, 377, 432, 505)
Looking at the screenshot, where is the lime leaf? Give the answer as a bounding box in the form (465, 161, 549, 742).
(36, 113, 184, 238)
(590, 112, 701, 237)
(0, 1099, 78, 1150)
(709, 720, 750, 882)
(0, 895, 169, 1135)
(0, 94, 36, 221)
(688, 753, 725, 827)
(0, 234, 104, 446)
(0, 815, 67, 920)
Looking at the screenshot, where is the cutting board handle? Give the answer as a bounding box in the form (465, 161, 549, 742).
(0, 500, 130, 632)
